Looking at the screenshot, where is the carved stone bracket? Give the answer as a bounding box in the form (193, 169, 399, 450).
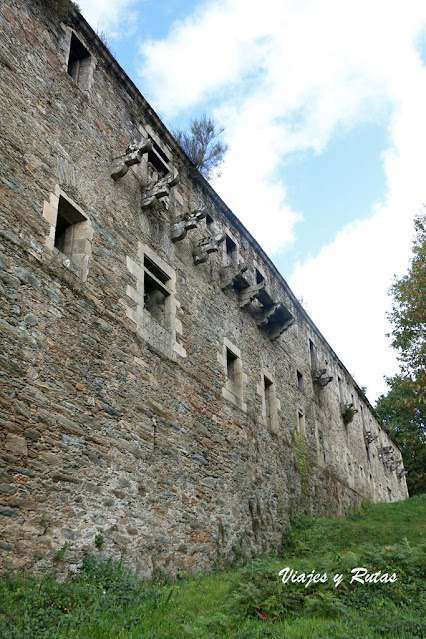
(397, 469, 408, 479)
(171, 208, 206, 243)
(111, 138, 152, 181)
(365, 431, 379, 444)
(193, 232, 226, 265)
(239, 282, 275, 308)
(141, 172, 180, 210)
(312, 368, 334, 388)
(389, 460, 402, 471)
(219, 262, 249, 290)
(253, 303, 295, 340)
(378, 446, 394, 458)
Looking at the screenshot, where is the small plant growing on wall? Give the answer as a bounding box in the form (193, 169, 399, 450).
(54, 542, 71, 562)
(342, 403, 358, 424)
(94, 534, 104, 549)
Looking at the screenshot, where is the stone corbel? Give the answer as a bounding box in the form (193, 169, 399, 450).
(193, 232, 226, 265)
(111, 138, 152, 180)
(142, 172, 180, 210)
(312, 368, 334, 388)
(219, 262, 249, 290)
(239, 282, 274, 308)
(397, 469, 408, 479)
(378, 446, 393, 458)
(365, 431, 379, 444)
(171, 208, 207, 243)
(253, 302, 295, 340)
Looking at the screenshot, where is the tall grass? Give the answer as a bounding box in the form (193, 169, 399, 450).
(0, 495, 424, 638)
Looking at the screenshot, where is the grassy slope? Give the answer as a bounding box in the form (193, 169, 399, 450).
(0, 495, 425, 638)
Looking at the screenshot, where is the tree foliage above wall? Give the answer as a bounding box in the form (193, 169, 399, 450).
(376, 211, 426, 495)
(173, 115, 228, 181)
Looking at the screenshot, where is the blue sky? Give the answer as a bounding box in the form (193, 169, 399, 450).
(79, 0, 426, 401)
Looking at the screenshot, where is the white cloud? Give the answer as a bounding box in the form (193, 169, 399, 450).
(77, 0, 140, 39)
(136, 0, 426, 399)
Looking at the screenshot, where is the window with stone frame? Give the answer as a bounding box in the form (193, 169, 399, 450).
(297, 411, 306, 436)
(126, 243, 186, 360)
(263, 374, 278, 433)
(43, 188, 93, 281)
(297, 370, 304, 391)
(67, 32, 93, 91)
(143, 255, 171, 327)
(224, 233, 238, 265)
(220, 338, 246, 411)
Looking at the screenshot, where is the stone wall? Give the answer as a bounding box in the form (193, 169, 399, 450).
(0, 0, 408, 576)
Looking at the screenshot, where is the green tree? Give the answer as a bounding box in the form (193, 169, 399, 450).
(174, 115, 228, 180)
(376, 211, 426, 495)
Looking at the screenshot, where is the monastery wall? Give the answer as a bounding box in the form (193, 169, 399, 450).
(0, 0, 408, 576)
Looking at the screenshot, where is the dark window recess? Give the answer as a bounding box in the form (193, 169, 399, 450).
(309, 339, 317, 369)
(54, 196, 86, 256)
(256, 269, 264, 284)
(143, 256, 170, 326)
(147, 146, 169, 175)
(67, 33, 91, 88)
(226, 348, 237, 382)
(225, 235, 237, 263)
(206, 213, 214, 230)
(297, 370, 304, 391)
(264, 375, 273, 424)
(366, 447, 370, 462)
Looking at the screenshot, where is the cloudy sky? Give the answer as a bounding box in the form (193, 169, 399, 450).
(79, 0, 426, 402)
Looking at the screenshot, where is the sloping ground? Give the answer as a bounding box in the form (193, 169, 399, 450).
(0, 495, 425, 638)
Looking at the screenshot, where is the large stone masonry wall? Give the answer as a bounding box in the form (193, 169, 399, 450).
(0, 0, 408, 576)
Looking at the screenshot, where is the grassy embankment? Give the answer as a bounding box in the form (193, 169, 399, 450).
(0, 494, 425, 638)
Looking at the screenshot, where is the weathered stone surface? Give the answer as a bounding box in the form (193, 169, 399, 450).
(0, 0, 408, 577)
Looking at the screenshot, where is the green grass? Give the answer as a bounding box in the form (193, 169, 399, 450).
(0, 495, 425, 638)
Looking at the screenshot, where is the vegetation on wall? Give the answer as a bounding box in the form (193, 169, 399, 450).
(173, 115, 229, 180)
(376, 212, 425, 495)
(0, 496, 424, 638)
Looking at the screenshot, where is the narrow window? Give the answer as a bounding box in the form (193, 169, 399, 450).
(297, 370, 304, 391)
(206, 213, 214, 231)
(67, 33, 92, 90)
(264, 376, 273, 427)
(147, 141, 169, 177)
(225, 235, 237, 264)
(338, 376, 344, 404)
(255, 269, 264, 284)
(366, 447, 370, 462)
(309, 339, 317, 369)
(54, 196, 92, 271)
(298, 411, 305, 436)
(226, 348, 237, 383)
(143, 255, 170, 327)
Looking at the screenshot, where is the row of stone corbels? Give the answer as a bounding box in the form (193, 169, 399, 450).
(111, 137, 295, 341)
(377, 445, 406, 477)
(110, 136, 180, 210)
(172, 211, 296, 340)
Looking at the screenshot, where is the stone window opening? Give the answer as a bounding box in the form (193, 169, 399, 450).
(338, 376, 344, 404)
(309, 339, 317, 369)
(297, 370, 304, 392)
(263, 375, 278, 433)
(206, 213, 214, 232)
(297, 411, 306, 436)
(366, 446, 370, 462)
(220, 339, 246, 411)
(143, 255, 170, 328)
(67, 33, 92, 90)
(255, 268, 264, 284)
(226, 348, 238, 383)
(43, 189, 93, 281)
(147, 141, 170, 178)
(225, 234, 237, 265)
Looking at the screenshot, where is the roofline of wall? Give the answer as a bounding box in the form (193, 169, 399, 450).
(69, 8, 400, 452)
